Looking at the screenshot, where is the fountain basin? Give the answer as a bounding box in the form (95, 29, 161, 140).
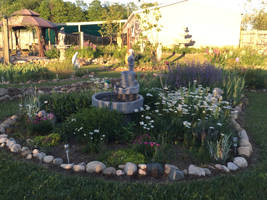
(92, 92, 144, 114)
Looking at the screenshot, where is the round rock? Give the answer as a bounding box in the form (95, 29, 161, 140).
(53, 158, 63, 165)
(188, 164, 206, 176)
(61, 163, 74, 170)
(86, 161, 106, 173)
(116, 169, 125, 176)
(124, 162, 137, 176)
(233, 157, 248, 168)
(102, 167, 116, 176)
(227, 162, 239, 171)
(43, 155, 54, 164)
(73, 164, 86, 172)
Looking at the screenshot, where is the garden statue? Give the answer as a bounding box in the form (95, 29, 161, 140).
(57, 27, 67, 61)
(127, 49, 135, 71)
(58, 27, 66, 47)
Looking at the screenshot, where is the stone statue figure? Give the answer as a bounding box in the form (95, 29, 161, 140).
(58, 27, 66, 46)
(127, 49, 135, 71)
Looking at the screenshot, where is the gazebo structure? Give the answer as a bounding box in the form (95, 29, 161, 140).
(1, 9, 56, 57)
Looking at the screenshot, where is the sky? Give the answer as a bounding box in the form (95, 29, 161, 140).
(64, 0, 266, 14)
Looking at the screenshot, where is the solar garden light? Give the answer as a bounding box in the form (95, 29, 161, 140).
(64, 144, 70, 164)
(232, 137, 238, 155)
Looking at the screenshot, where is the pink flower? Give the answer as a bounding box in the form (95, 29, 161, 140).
(144, 142, 148, 145)
(235, 57, 239, 63)
(156, 144, 160, 147)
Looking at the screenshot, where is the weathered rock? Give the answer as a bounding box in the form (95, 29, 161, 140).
(0, 137, 7, 144)
(73, 164, 86, 172)
(146, 163, 164, 178)
(188, 165, 206, 176)
(86, 161, 106, 173)
(26, 154, 32, 160)
(21, 147, 31, 157)
(233, 157, 248, 168)
(32, 149, 39, 155)
(203, 168, 212, 175)
(36, 152, 46, 161)
(238, 147, 252, 157)
(168, 168, 184, 181)
(227, 162, 239, 171)
(238, 129, 249, 140)
(0, 126, 5, 133)
(239, 138, 251, 147)
(10, 144, 21, 152)
(0, 88, 8, 96)
(138, 164, 147, 170)
(0, 134, 7, 139)
(53, 158, 63, 165)
(231, 119, 242, 132)
(60, 163, 74, 170)
(215, 164, 229, 172)
(43, 155, 54, 164)
(138, 169, 147, 176)
(6, 138, 16, 148)
(182, 169, 188, 175)
(103, 167, 116, 176)
(116, 169, 125, 176)
(124, 162, 137, 176)
(165, 164, 179, 175)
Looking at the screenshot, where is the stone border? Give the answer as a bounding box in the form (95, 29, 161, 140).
(0, 99, 252, 181)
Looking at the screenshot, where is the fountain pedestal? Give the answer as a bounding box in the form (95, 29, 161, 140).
(92, 49, 144, 114)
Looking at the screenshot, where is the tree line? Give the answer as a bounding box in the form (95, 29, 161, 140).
(0, 0, 138, 23)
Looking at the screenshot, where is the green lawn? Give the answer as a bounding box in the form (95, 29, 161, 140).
(0, 93, 267, 199)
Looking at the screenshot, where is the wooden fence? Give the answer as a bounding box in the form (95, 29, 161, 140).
(240, 30, 267, 54)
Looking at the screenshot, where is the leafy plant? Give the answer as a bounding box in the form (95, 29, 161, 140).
(207, 133, 232, 163)
(61, 107, 130, 144)
(32, 133, 61, 147)
(39, 91, 93, 122)
(106, 149, 145, 167)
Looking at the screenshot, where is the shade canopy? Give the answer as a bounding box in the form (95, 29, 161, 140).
(12, 9, 40, 17)
(0, 9, 55, 28)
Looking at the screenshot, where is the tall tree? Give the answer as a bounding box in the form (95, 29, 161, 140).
(252, 10, 267, 30)
(99, 3, 127, 45)
(87, 0, 104, 21)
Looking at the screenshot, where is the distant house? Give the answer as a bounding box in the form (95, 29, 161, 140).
(122, 0, 242, 48)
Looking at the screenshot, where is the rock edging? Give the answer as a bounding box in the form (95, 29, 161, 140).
(0, 99, 252, 181)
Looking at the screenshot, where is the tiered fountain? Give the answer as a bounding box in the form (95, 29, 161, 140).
(92, 50, 144, 114)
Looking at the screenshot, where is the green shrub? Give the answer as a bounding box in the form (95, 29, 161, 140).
(243, 68, 266, 89)
(106, 149, 145, 167)
(45, 48, 59, 59)
(39, 91, 93, 122)
(0, 64, 54, 83)
(27, 119, 54, 136)
(222, 71, 245, 106)
(32, 133, 61, 147)
(60, 107, 130, 144)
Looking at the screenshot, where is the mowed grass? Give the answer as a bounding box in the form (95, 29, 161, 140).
(0, 92, 267, 199)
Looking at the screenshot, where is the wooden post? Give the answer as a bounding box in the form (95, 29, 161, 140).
(2, 16, 10, 64)
(35, 26, 44, 57)
(48, 28, 51, 49)
(80, 31, 84, 49)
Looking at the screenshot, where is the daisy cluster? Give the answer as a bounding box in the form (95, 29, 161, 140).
(70, 118, 106, 144)
(138, 83, 232, 137)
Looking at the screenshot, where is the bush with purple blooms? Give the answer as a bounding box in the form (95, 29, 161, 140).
(166, 63, 223, 89)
